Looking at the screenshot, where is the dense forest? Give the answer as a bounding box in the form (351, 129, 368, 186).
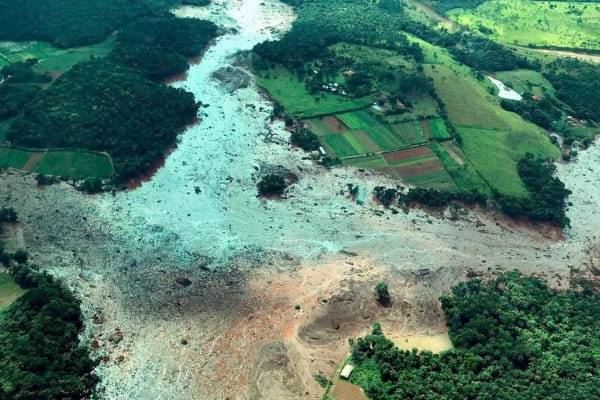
(1, 3, 217, 183)
(0, 0, 210, 47)
(495, 155, 571, 228)
(0, 263, 98, 400)
(111, 17, 217, 80)
(254, 0, 422, 68)
(350, 272, 600, 400)
(8, 58, 200, 182)
(544, 59, 600, 122)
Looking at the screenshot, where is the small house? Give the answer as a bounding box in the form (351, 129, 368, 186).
(340, 364, 354, 379)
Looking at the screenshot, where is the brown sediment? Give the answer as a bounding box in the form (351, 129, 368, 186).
(162, 71, 189, 85)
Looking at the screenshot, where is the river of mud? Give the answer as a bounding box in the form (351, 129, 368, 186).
(2, 0, 600, 398)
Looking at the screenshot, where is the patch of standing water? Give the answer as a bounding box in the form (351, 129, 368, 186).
(487, 75, 522, 101)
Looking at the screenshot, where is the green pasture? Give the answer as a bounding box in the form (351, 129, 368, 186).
(425, 64, 508, 129)
(404, 169, 458, 191)
(33, 150, 114, 178)
(337, 110, 379, 130)
(0, 38, 114, 74)
(323, 134, 360, 157)
(458, 126, 559, 196)
(254, 67, 371, 118)
(0, 147, 30, 169)
(448, 0, 600, 50)
(0, 147, 114, 178)
(329, 43, 414, 71)
(571, 125, 599, 142)
(384, 96, 440, 123)
(0, 273, 26, 310)
(428, 118, 451, 139)
(306, 118, 335, 136)
(495, 69, 555, 97)
(343, 154, 387, 169)
(430, 142, 489, 193)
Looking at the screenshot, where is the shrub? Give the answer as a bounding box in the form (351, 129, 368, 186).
(257, 174, 287, 196)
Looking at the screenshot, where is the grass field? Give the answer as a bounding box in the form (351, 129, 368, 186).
(344, 155, 387, 169)
(254, 67, 372, 118)
(427, 118, 451, 140)
(458, 126, 559, 196)
(0, 38, 114, 74)
(0, 147, 114, 178)
(425, 64, 509, 130)
(448, 0, 600, 49)
(0, 273, 26, 310)
(495, 69, 555, 97)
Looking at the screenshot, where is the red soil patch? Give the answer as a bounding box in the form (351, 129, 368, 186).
(23, 152, 44, 172)
(330, 380, 369, 400)
(322, 115, 349, 133)
(383, 146, 433, 163)
(282, 321, 295, 339)
(395, 159, 444, 178)
(163, 71, 189, 84)
(421, 120, 432, 140)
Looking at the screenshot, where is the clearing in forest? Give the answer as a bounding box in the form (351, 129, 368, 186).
(0, 273, 26, 310)
(0, 147, 114, 179)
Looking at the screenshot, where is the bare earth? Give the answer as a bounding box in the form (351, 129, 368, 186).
(1, 1, 600, 399)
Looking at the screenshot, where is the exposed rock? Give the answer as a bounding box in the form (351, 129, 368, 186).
(93, 313, 106, 324)
(109, 331, 123, 344)
(212, 66, 251, 93)
(176, 278, 192, 287)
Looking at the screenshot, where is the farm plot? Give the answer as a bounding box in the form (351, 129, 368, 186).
(426, 118, 451, 140)
(323, 130, 380, 157)
(337, 110, 405, 150)
(389, 120, 427, 146)
(306, 116, 349, 136)
(404, 169, 458, 191)
(343, 154, 387, 169)
(328, 379, 368, 400)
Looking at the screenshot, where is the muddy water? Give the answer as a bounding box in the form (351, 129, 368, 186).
(96, 0, 600, 275)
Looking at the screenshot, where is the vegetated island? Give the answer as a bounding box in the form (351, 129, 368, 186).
(0, 0, 216, 187)
(336, 271, 600, 400)
(249, 0, 600, 228)
(0, 210, 98, 400)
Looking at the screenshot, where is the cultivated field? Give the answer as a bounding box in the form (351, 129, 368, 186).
(448, 0, 600, 49)
(0, 147, 114, 179)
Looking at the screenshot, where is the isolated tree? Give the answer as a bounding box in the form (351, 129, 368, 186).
(376, 282, 391, 305)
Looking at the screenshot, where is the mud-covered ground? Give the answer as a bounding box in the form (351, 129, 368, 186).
(1, 0, 600, 399)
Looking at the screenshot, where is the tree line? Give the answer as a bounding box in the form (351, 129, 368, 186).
(350, 271, 600, 399)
